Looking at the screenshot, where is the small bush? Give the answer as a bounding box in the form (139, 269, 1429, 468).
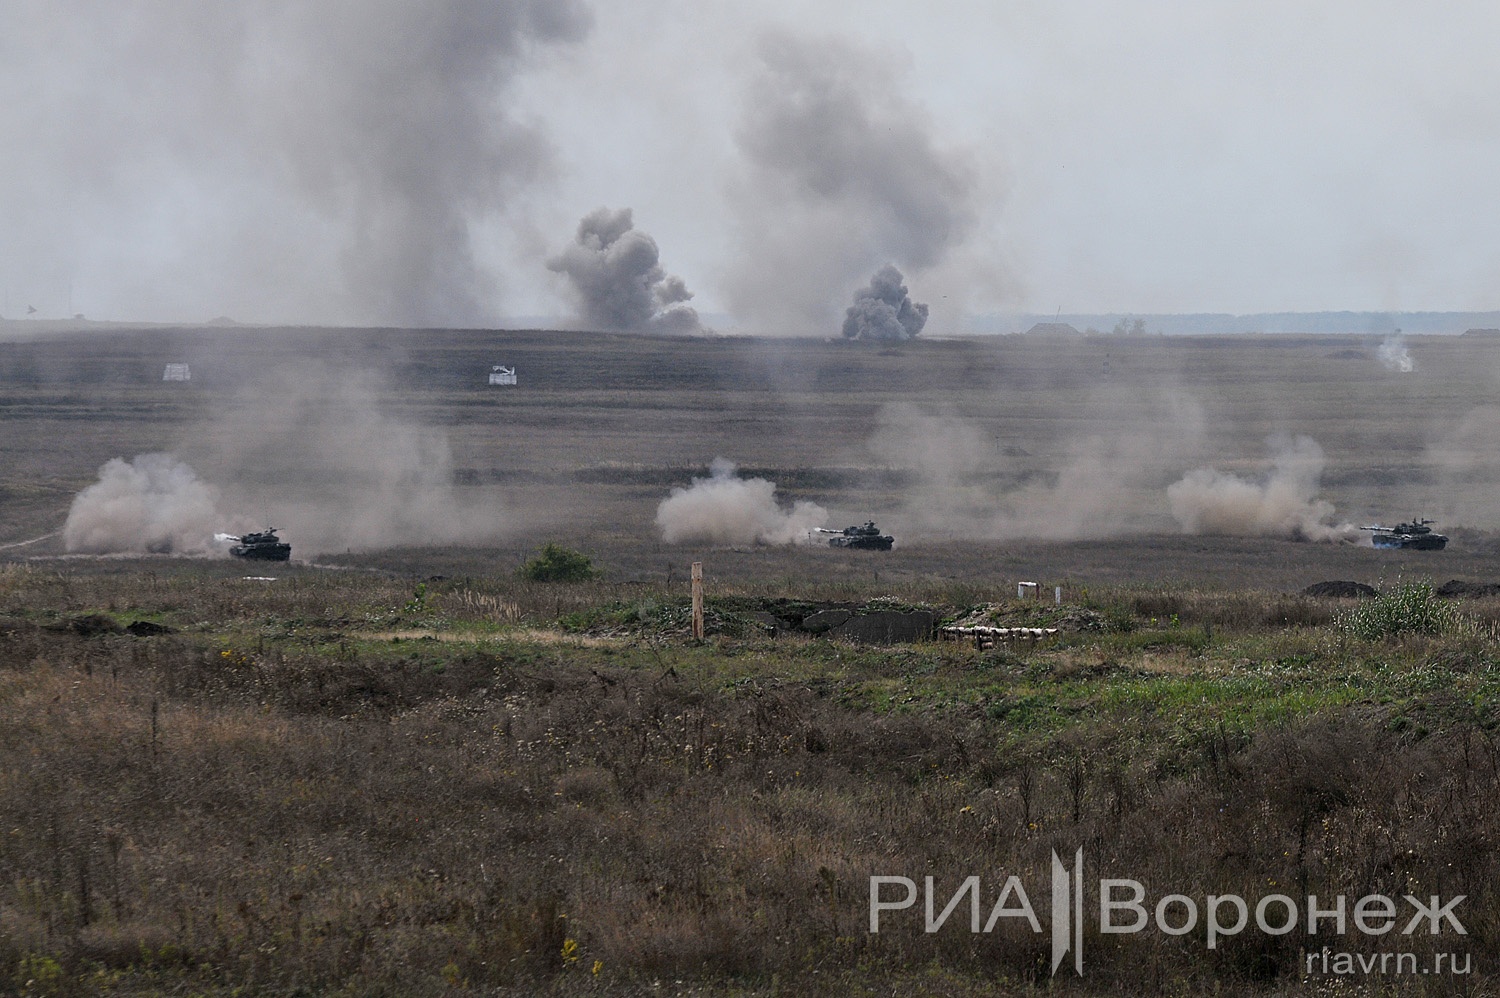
(519, 543, 597, 583)
(1338, 581, 1466, 640)
(402, 582, 429, 614)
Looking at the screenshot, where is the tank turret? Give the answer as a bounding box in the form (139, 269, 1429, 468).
(230, 527, 292, 561)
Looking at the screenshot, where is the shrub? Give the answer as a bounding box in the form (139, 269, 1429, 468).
(1338, 581, 1466, 640)
(519, 543, 598, 582)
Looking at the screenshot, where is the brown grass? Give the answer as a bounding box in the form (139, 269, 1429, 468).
(1, 565, 1497, 995)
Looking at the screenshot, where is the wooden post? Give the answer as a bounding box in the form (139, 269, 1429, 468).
(691, 562, 704, 640)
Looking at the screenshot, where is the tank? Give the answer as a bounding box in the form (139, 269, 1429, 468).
(230, 527, 292, 561)
(1361, 518, 1448, 551)
(815, 521, 895, 551)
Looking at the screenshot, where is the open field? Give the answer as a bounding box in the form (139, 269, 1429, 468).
(3, 327, 1500, 993)
(5, 325, 1500, 588)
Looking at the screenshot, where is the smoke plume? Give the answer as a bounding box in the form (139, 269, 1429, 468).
(1378, 334, 1415, 372)
(1, 1, 592, 325)
(843, 265, 928, 341)
(727, 30, 978, 333)
(63, 454, 223, 554)
(548, 208, 703, 334)
(1167, 436, 1356, 542)
(869, 394, 1207, 540)
(655, 458, 827, 545)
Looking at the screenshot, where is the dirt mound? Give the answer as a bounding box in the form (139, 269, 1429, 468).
(1436, 580, 1500, 599)
(63, 613, 124, 637)
(750, 599, 938, 643)
(1302, 580, 1376, 599)
(126, 620, 177, 636)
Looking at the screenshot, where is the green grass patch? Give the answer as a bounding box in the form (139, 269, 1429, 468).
(1337, 581, 1471, 640)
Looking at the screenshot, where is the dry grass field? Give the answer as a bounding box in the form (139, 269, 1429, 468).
(3, 326, 1500, 994)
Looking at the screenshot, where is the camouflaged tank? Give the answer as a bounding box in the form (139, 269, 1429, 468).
(1362, 518, 1448, 550)
(230, 527, 291, 561)
(816, 521, 894, 551)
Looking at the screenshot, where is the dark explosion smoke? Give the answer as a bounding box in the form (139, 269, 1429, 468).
(842, 265, 928, 341)
(548, 207, 703, 334)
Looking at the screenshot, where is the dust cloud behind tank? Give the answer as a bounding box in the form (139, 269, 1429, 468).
(654, 459, 827, 546)
(62, 453, 222, 555)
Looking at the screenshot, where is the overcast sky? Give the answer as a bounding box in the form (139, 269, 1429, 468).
(4, 1, 1500, 330)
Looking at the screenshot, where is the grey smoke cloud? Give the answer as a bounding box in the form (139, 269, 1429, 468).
(1167, 435, 1357, 542)
(842, 265, 928, 340)
(655, 458, 827, 545)
(1, 1, 591, 325)
(548, 207, 703, 334)
(1377, 334, 1415, 372)
(63, 454, 223, 555)
(727, 29, 978, 333)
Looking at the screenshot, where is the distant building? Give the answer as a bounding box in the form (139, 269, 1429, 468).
(1024, 322, 1082, 337)
(162, 363, 191, 381)
(488, 365, 517, 386)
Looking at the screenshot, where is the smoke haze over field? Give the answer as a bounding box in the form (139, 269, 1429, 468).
(869, 394, 1207, 540)
(61, 365, 517, 557)
(655, 458, 827, 545)
(1167, 436, 1357, 542)
(1428, 404, 1500, 528)
(548, 208, 703, 333)
(190, 367, 512, 555)
(63, 454, 223, 555)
